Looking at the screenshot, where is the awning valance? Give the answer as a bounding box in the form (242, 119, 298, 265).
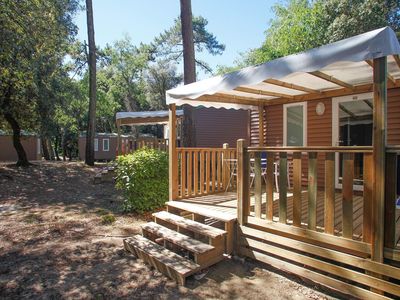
(116, 110, 184, 126)
(166, 27, 400, 110)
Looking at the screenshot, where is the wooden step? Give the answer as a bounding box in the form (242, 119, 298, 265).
(142, 222, 215, 254)
(153, 211, 227, 239)
(166, 201, 237, 223)
(124, 235, 199, 285)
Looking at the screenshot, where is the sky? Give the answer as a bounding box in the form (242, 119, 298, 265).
(74, 0, 278, 78)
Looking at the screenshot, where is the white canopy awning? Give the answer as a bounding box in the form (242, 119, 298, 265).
(116, 110, 184, 126)
(166, 27, 400, 110)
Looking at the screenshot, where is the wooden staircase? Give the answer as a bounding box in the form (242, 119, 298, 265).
(124, 202, 236, 285)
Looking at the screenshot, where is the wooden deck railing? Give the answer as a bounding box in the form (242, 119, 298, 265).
(385, 146, 400, 258)
(121, 138, 169, 154)
(135, 138, 169, 151)
(236, 141, 400, 297)
(237, 141, 375, 249)
(176, 147, 236, 199)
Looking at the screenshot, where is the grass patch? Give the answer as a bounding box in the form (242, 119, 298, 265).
(23, 213, 43, 224)
(101, 214, 116, 225)
(96, 208, 110, 216)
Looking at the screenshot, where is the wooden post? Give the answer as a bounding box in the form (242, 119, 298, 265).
(308, 152, 317, 230)
(254, 105, 264, 218)
(372, 57, 387, 262)
(237, 139, 249, 225)
(222, 143, 229, 191)
(324, 152, 335, 234)
(266, 152, 274, 221)
(254, 151, 262, 218)
(293, 152, 302, 227)
(169, 104, 178, 201)
(279, 152, 287, 224)
(363, 153, 373, 243)
(342, 153, 354, 239)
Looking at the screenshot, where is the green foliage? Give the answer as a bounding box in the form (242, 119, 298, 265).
(115, 148, 169, 213)
(153, 16, 225, 74)
(321, 0, 400, 43)
(145, 60, 182, 110)
(0, 0, 80, 163)
(101, 213, 116, 225)
(232, 0, 400, 67)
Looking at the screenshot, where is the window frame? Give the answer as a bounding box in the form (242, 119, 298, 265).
(103, 138, 110, 152)
(94, 138, 99, 152)
(283, 102, 307, 147)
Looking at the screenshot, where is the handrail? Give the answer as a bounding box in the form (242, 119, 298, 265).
(386, 145, 400, 153)
(247, 146, 373, 153)
(237, 140, 375, 244)
(177, 147, 236, 151)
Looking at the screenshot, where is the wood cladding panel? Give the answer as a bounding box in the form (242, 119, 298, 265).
(250, 109, 267, 146)
(387, 88, 400, 145)
(307, 99, 333, 188)
(193, 108, 249, 147)
(265, 105, 283, 146)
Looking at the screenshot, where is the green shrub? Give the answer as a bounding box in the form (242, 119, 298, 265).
(115, 148, 169, 213)
(101, 213, 116, 225)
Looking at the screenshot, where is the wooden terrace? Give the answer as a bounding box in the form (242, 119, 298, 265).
(124, 28, 400, 297)
(173, 190, 400, 245)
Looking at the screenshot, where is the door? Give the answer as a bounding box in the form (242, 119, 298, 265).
(332, 93, 373, 190)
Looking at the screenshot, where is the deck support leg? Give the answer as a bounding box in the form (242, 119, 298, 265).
(237, 139, 249, 225)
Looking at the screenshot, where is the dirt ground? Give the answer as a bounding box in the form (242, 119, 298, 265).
(0, 161, 340, 299)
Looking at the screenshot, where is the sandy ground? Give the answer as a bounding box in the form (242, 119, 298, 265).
(0, 161, 340, 300)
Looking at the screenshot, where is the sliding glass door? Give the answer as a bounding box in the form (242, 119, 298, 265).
(332, 93, 373, 190)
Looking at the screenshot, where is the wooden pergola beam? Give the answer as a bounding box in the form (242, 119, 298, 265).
(309, 71, 354, 90)
(364, 99, 373, 109)
(339, 104, 357, 119)
(366, 60, 397, 85)
(185, 78, 399, 108)
(202, 93, 263, 106)
(263, 83, 374, 106)
(234, 86, 294, 99)
(264, 78, 321, 94)
(118, 116, 169, 126)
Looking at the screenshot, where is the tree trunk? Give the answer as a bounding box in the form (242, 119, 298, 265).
(48, 139, 55, 160)
(3, 112, 30, 167)
(42, 137, 51, 160)
(85, 0, 97, 166)
(180, 0, 196, 147)
(54, 136, 61, 161)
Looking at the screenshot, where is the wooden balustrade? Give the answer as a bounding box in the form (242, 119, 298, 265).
(176, 147, 236, 199)
(237, 144, 375, 243)
(385, 146, 399, 252)
(135, 138, 169, 151)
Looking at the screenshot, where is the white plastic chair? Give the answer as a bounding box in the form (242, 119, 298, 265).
(274, 161, 291, 193)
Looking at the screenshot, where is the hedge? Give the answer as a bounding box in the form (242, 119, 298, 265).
(115, 148, 168, 212)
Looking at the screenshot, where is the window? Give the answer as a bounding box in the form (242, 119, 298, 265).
(94, 138, 98, 152)
(103, 138, 110, 152)
(283, 102, 307, 146)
